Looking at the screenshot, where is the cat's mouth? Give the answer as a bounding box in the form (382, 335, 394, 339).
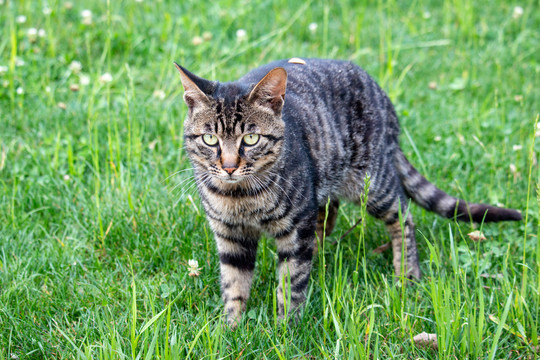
(213, 172, 246, 184)
(220, 177, 243, 184)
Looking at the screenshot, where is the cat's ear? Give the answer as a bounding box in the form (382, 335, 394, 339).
(248, 67, 287, 114)
(174, 62, 215, 109)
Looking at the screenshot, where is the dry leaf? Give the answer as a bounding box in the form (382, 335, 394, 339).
(413, 332, 438, 350)
(373, 242, 391, 254)
(468, 230, 486, 242)
(288, 57, 306, 65)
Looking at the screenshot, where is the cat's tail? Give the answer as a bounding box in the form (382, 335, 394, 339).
(394, 149, 522, 222)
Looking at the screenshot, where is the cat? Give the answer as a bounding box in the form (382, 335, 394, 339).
(173, 58, 522, 326)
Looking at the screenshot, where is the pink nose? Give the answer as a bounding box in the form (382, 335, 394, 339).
(223, 166, 238, 175)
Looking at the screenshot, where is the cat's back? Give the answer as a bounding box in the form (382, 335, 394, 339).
(240, 58, 368, 101)
(240, 58, 395, 136)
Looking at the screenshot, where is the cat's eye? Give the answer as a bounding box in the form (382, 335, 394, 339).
(243, 134, 259, 146)
(202, 134, 218, 146)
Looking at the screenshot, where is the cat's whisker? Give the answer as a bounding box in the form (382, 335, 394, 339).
(247, 175, 265, 205)
(262, 173, 295, 205)
(251, 173, 282, 207)
(173, 175, 200, 198)
(161, 167, 195, 183)
(266, 170, 307, 201)
(173, 174, 210, 209)
(168, 175, 196, 194)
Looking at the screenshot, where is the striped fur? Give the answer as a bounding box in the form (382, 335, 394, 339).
(175, 59, 521, 326)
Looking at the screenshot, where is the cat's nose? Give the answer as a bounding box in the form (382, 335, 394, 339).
(221, 151, 239, 175)
(223, 166, 238, 175)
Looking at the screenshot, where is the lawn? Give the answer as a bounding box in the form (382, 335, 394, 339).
(0, 0, 539, 358)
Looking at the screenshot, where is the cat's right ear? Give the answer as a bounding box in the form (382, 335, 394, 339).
(174, 63, 215, 109)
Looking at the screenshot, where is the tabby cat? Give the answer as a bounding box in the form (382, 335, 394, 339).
(174, 58, 521, 326)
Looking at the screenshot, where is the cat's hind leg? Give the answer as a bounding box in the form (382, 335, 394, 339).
(367, 184, 421, 279)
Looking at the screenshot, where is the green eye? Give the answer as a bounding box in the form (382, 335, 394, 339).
(202, 134, 218, 146)
(243, 133, 259, 146)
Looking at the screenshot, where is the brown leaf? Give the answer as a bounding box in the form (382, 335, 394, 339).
(373, 242, 391, 254)
(468, 230, 486, 242)
(413, 332, 438, 350)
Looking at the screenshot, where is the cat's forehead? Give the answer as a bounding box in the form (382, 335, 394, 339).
(213, 82, 250, 105)
(190, 83, 257, 136)
(187, 81, 281, 136)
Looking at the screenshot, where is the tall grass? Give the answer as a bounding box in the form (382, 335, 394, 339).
(0, 0, 538, 359)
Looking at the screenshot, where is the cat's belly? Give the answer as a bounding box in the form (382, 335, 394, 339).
(335, 168, 370, 202)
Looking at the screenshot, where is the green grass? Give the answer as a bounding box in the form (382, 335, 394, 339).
(0, 0, 539, 358)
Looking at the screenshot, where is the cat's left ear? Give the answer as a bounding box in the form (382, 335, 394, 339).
(248, 67, 287, 115)
(174, 62, 216, 109)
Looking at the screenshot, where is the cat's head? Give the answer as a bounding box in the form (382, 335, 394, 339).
(175, 63, 287, 185)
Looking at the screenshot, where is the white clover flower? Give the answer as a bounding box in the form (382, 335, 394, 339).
(0, 65, 7, 75)
(63, 174, 70, 180)
(423, 11, 431, 19)
(187, 259, 200, 277)
(236, 29, 247, 41)
(191, 36, 203, 46)
(202, 31, 212, 41)
(69, 83, 80, 92)
(509, 163, 517, 174)
(434, 135, 442, 142)
(79, 74, 90, 86)
(16, 87, 24, 95)
(135, 0, 143, 2)
(43, 7, 52, 15)
(99, 72, 112, 83)
(15, 58, 25, 67)
(16, 15, 27, 24)
(69, 60, 82, 74)
(512, 144, 523, 151)
(27, 28, 38, 42)
(152, 89, 166, 100)
(308, 22, 318, 34)
(38, 29, 46, 38)
(513, 6, 524, 19)
(45, 86, 51, 93)
(81, 9, 93, 25)
(58, 102, 67, 109)
(64, 2, 73, 10)
(2, 80, 9, 88)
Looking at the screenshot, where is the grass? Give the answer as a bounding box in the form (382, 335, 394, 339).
(0, 0, 539, 358)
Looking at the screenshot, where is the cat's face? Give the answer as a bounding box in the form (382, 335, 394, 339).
(175, 64, 287, 185)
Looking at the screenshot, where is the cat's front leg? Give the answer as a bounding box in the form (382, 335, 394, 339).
(210, 219, 260, 327)
(274, 221, 315, 319)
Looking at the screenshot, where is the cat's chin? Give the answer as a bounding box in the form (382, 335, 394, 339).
(218, 177, 243, 185)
